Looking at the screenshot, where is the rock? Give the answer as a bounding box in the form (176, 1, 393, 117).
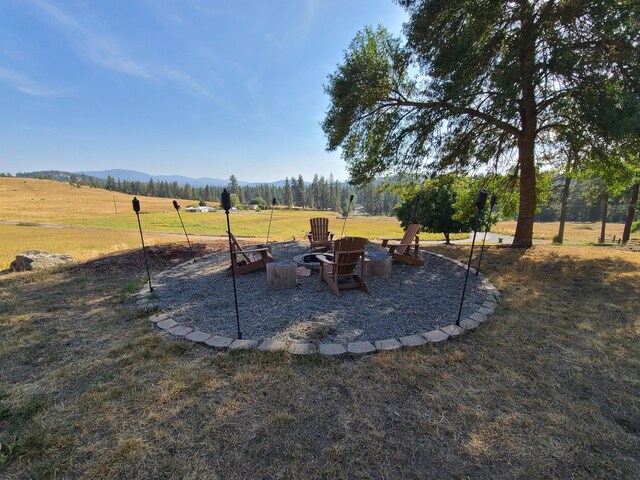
(10, 250, 73, 272)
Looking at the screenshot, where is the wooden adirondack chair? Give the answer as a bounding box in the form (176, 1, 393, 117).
(307, 217, 334, 251)
(228, 232, 273, 276)
(318, 236, 370, 297)
(380, 224, 424, 266)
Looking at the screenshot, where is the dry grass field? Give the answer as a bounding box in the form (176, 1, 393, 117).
(494, 220, 629, 243)
(0, 177, 466, 269)
(0, 224, 201, 270)
(0, 241, 638, 478)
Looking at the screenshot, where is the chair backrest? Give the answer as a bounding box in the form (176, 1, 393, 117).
(228, 232, 251, 262)
(397, 224, 421, 254)
(309, 217, 330, 241)
(333, 237, 366, 275)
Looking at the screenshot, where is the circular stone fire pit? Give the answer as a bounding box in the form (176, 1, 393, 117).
(292, 252, 334, 271)
(142, 241, 499, 352)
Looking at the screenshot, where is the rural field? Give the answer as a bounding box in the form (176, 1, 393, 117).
(0, 177, 633, 270)
(0, 239, 638, 478)
(493, 220, 630, 244)
(0, 177, 459, 269)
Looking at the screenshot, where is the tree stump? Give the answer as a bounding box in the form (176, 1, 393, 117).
(366, 252, 392, 278)
(266, 261, 298, 290)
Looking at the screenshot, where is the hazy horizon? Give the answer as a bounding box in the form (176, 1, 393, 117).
(1, 0, 407, 183)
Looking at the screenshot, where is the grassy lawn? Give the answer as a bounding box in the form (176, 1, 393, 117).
(0, 242, 638, 478)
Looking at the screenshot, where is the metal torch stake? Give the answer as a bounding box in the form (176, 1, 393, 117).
(456, 211, 480, 325)
(476, 200, 496, 275)
(221, 189, 242, 339)
(225, 214, 242, 339)
(173, 201, 195, 262)
(134, 208, 153, 292)
(340, 195, 355, 238)
(266, 197, 276, 244)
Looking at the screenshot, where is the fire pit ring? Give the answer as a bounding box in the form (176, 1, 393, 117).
(293, 252, 334, 271)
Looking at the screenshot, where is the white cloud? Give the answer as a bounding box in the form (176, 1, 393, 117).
(24, 0, 212, 98)
(0, 66, 68, 96)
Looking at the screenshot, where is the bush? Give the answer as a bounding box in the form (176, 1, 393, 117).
(249, 197, 267, 209)
(631, 219, 640, 233)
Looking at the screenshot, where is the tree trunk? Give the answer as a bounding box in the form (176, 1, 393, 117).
(512, 3, 537, 249)
(622, 181, 639, 244)
(599, 195, 609, 244)
(556, 175, 572, 244)
(513, 136, 536, 248)
(444, 232, 450, 244)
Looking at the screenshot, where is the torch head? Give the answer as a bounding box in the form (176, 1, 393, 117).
(132, 197, 140, 213)
(349, 194, 354, 203)
(173, 200, 180, 211)
(221, 189, 232, 213)
(475, 189, 488, 211)
(490, 194, 497, 208)
(272, 197, 276, 206)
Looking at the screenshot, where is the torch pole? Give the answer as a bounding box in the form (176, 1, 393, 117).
(222, 189, 242, 339)
(475, 197, 496, 275)
(456, 211, 480, 326)
(456, 190, 488, 326)
(340, 195, 355, 238)
(266, 197, 276, 244)
(173, 200, 195, 261)
(226, 216, 242, 339)
(132, 197, 152, 292)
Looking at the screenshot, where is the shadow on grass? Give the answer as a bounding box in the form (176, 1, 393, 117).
(0, 243, 638, 478)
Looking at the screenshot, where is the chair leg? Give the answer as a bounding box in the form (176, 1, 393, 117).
(324, 271, 340, 297)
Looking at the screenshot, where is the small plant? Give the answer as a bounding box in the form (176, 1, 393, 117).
(118, 280, 138, 302)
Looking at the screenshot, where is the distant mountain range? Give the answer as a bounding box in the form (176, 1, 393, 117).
(76, 169, 291, 188)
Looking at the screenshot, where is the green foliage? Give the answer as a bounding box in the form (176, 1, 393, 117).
(229, 193, 240, 208)
(632, 220, 640, 234)
(249, 196, 267, 208)
(395, 175, 473, 243)
(323, 0, 640, 247)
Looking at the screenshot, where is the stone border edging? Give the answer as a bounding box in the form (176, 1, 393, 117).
(135, 249, 501, 358)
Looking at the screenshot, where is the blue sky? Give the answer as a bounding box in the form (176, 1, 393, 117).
(0, 0, 407, 182)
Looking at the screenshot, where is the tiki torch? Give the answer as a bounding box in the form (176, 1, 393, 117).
(340, 194, 355, 238)
(173, 200, 196, 262)
(456, 189, 488, 326)
(132, 197, 152, 292)
(266, 197, 276, 244)
(222, 189, 242, 339)
(476, 194, 497, 275)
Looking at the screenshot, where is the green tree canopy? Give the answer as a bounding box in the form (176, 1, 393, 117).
(396, 175, 472, 244)
(323, 1, 640, 247)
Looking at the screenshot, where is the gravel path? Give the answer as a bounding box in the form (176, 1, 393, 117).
(153, 241, 486, 343)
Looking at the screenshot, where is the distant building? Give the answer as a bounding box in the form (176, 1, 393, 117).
(185, 206, 216, 213)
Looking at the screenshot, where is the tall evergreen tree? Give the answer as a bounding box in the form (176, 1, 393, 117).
(283, 177, 293, 207)
(323, 1, 640, 247)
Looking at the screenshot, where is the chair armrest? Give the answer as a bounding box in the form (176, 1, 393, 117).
(316, 255, 334, 265)
(241, 247, 269, 254)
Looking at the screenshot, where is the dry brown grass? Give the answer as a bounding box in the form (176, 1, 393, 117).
(0, 243, 639, 479)
(0, 177, 465, 270)
(494, 220, 629, 243)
